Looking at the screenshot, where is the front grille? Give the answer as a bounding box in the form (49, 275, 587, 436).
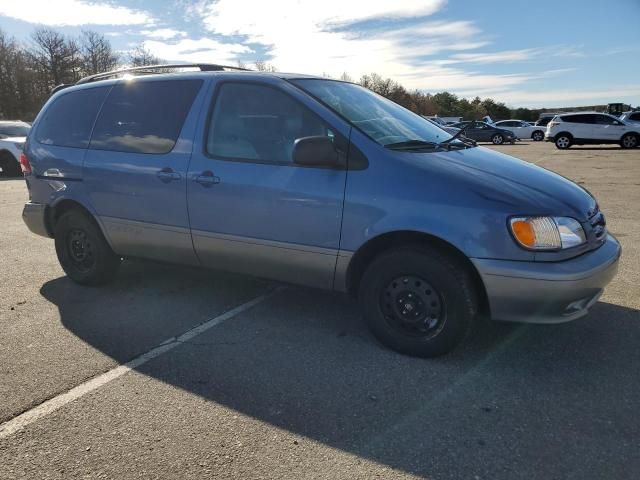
(588, 205, 607, 242)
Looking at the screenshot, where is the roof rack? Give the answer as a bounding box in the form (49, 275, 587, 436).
(75, 63, 251, 85)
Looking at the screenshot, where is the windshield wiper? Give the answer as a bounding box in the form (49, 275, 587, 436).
(437, 126, 476, 150)
(384, 139, 439, 150)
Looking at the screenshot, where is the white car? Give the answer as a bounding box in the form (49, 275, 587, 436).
(493, 119, 546, 141)
(545, 112, 640, 149)
(0, 121, 30, 177)
(619, 111, 640, 125)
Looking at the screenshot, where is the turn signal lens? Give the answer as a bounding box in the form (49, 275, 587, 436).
(511, 220, 536, 247)
(509, 216, 585, 251)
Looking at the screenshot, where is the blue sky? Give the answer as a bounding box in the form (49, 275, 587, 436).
(0, 0, 638, 108)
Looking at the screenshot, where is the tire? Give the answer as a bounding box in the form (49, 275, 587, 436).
(54, 209, 120, 286)
(491, 134, 504, 145)
(532, 130, 544, 141)
(620, 133, 638, 149)
(0, 152, 20, 177)
(555, 134, 572, 149)
(358, 245, 478, 358)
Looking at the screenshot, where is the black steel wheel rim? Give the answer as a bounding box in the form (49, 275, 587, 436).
(380, 275, 445, 338)
(67, 229, 94, 272)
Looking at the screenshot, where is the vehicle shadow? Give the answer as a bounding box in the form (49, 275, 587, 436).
(41, 265, 640, 479)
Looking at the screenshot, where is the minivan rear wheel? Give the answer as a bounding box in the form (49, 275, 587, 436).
(54, 209, 120, 285)
(358, 246, 477, 358)
(555, 135, 572, 149)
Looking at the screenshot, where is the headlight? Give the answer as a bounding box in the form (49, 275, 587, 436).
(509, 216, 586, 250)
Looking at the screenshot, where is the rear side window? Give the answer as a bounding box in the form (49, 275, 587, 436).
(630, 113, 640, 121)
(90, 79, 202, 154)
(562, 114, 594, 124)
(36, 87, 109, 148)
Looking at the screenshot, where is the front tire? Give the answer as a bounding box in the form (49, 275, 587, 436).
(491, 134, 504, 145)
(54, 209, 120, 286)
(532, 130, 544, 141)
(555, 134, 572, 149)
(620, 133, 638, 149)
(358, 246, 478, 358)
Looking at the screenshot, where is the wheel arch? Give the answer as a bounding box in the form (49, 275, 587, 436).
(344, 230, 489, 316)
(555, 131, 574, 140)
(47, 199, 113, 248)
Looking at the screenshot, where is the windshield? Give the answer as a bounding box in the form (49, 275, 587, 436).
(0, 123, 30, 137)
(291, 79, 452, 147)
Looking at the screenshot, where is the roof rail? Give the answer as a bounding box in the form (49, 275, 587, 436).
(75, 63, 251, 85)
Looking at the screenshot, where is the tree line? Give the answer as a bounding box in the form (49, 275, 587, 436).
(0, 27, 543, 122)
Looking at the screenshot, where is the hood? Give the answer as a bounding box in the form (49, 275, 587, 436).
(409, 146, 596, 220)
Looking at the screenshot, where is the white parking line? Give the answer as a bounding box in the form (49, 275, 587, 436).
(0, 289, 280, 440)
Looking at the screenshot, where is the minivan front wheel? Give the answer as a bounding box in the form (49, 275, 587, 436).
(491, 134, 504, 145)
(358, 246, 477, 358)
(54, 209, 120, 285)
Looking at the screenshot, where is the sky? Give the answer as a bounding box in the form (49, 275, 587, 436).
(0, 0, 638, 108)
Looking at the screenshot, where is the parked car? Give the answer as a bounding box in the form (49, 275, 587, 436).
(545, 112, 640, 149)
(21, 65, 621, 358)
(619, 111, 640, 125)
(0, 121, 30, 177)
(450, 121, 516, 144)
(493, 119, 546, 141)
(423, 117, 461, 136)
(535, 113, 562, 127)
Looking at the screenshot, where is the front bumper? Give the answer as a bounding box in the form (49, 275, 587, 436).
(471, 234, 621, 324)
(22, 202, 50, 238)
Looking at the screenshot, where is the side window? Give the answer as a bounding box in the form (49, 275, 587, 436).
(563, 115, 593, 124)
(207, 83, 332, 164)
(595, 115, 616, 125)
(90, 79, 202, 154)
(35, 87, 109, 148)
(630, 113, 640, 121)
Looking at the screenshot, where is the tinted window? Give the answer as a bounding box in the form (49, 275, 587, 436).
(594, 115, 617, 125)
(562, 114, 594, 124)
(36, 87, 108, 148)
(90, 79, 202, 154)
(630, 113, 640, 121)
(207, 83, 332, 163)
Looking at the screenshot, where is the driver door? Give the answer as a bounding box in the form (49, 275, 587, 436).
(187, 80, 350, 289)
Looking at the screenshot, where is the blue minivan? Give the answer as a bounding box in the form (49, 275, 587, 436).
(21, 65, 621, 357)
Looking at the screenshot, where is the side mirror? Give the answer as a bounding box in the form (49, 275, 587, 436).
(292, 136, 342, 168)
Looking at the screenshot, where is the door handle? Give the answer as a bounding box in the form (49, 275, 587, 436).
(194, 170, 220, 187)
(156, 167, 182, 183)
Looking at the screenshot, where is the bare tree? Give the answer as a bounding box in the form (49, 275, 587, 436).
(30, 28, 82, 88)
(254, 59, 276, 72)
(80, 30, 119, 75)
(128, 44, 160, 67)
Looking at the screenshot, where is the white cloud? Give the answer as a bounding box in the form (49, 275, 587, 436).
(440, 48, 543, 65)
(141, 28, 187, 40)
(143, 38, 252, 64)
(0, 0, 152, 26)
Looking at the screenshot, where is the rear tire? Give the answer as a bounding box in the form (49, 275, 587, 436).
(358, 246, 477, 358)
(532, 130, 544, 141)
(54, 209, 120, 286)
(620, 133, 638, 149)
(0, 152, 20, 177)
(491, 134, 504, 145)
(555, 134, 572, 149)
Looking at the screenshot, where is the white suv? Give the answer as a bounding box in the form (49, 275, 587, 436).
(493, 119, 546, 141)
(0, 121, 30, 177)
(545, 112, 639, 149)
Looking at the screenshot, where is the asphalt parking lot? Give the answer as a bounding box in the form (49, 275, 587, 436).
(1, 141, 639, 479)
